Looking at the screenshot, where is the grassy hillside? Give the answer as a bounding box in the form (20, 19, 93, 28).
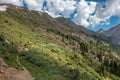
(0, 4, 120, 80)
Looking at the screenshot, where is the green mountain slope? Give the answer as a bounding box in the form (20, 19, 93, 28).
(0, 4, 120, 80)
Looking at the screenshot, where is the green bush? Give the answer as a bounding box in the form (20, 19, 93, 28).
(0, 34, 5, 41)
(80, 42, 88, 52)
(20, 50, 44, 67)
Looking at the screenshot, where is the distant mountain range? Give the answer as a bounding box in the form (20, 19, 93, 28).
(98, 24, 120, 48)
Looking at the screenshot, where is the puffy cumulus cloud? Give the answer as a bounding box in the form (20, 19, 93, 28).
(73, 0, 97, 27)
(89, 0, 120, 26)
(0, 0, 44, 11)
(24, 0, 44, 11)
(0, 0, 23, 6)
(44, 0, 76, 18)
(0, 0, 76, 17)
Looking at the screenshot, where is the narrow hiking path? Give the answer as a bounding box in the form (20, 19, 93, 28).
(15, 55, 35, 80)
(0, 57, 34, 80)
(16, 56, 25, 70)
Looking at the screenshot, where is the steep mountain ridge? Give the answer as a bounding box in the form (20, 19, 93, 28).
(97, 29, 106, 33)
(56, 17, 112, 45)
(100, 24, 120, 48)
(0, 4, 120, 80)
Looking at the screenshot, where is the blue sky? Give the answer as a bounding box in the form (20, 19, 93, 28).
(68, 0, 119, 31)
(85, 0, 120, 31)
(88, 16, 120, 31)
(71, 0, 120, 31)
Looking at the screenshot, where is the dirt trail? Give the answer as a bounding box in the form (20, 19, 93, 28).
(0, 57, 34, 80)
(16, 56, 26, 71)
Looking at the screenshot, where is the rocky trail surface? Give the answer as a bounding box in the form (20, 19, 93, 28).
(0, 57, 34, 80)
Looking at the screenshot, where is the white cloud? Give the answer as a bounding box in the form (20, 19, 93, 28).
(0, 0, 23, 6)
(73, 0, 97, 27)
(0, 5, 8, 11)
(0, 0, 120, 28)
(44, 0, 76, 18)
(24, 0, 44, 11)
(89, 0, 120, 26)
